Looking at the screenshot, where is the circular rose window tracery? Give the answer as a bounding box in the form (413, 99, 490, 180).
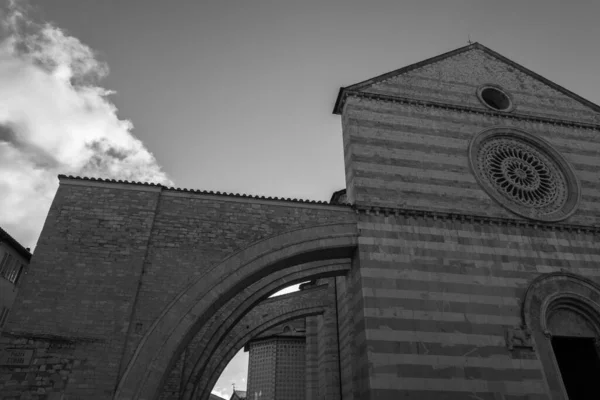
(469, 128, 580, 222)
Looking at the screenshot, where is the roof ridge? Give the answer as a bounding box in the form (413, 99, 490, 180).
(58, 175, 352, 207)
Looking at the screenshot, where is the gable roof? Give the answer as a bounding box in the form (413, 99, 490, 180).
(230, 390, 246, 400)
(333, 42, 600, 115)
(0, 225, 32, 260)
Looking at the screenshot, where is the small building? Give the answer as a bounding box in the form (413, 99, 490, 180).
(229, 389, 246, 400)
(0, 226, 31, 332)
(245, 319, 306, 400)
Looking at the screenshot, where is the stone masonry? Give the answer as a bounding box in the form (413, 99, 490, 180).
(2, 42, 600, 400)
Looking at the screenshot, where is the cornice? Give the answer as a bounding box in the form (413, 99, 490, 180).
(339, 90, 600, 131)
(353, 204, 600, 235)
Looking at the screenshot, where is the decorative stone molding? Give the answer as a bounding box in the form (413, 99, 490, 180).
(352, 204, 600, 235)
(469, 127, 581, 222)
(505, 326, 534, 350)
(340, 91, 600, 131)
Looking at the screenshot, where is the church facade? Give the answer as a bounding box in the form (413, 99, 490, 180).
(1, 43, 600, 400)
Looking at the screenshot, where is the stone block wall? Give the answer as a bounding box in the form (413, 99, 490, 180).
(355, 211, 600, 400)
(120, 189, 353, 373)
(0, 335, 115, 400)
(314, 278, 340, 400)
(364, 47, 600, 123)
(1, 177, 354, 400)
(2, 181, 161, 399)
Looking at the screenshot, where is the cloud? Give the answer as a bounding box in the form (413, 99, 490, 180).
(212, 349, 248, 398)
(0, 1, 172, 248)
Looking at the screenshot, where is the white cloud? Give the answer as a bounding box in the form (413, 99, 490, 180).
(212, 348, 248, 398)
(0, 1, 172, 248)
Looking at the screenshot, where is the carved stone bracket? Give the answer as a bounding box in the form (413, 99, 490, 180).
(506, 326, 534, 350)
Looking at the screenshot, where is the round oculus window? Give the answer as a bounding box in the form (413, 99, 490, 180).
(477, 85, 514, 112)
(469, 127, 580, 222)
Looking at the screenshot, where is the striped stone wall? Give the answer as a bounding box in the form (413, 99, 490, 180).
(342, 97, 600, 226)
(355, 212, 600, 399)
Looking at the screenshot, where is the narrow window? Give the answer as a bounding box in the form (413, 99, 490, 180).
(1, 255, 15, 280)
(552, 336, 600, 399)
(0, 253, 9, 276)
(10, 264, 24, 284)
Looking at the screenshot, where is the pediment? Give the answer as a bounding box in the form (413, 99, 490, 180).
(334, 43, 600, 124)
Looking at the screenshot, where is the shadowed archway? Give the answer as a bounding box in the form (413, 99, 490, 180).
(181, 259, 350, 400)
(115, 222, 358, 400)
(523, 272, 600, 399)
(193, 283, 333, 400)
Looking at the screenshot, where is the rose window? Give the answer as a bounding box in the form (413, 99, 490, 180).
(469, 128, 580, 222)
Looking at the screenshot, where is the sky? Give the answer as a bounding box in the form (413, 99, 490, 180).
(1, 0, 600, 398)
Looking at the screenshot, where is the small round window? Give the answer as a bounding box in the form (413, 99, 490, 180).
(477, 85, 514, 112)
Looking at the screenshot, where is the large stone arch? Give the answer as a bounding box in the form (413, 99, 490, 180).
(193, 283, 333, 400)
(523, 272, 600, 399)
(115, 222, 358, 400)
(181, 259, 350, 399)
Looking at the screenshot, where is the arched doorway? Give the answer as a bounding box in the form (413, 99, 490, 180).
(523, 272, 600, 399)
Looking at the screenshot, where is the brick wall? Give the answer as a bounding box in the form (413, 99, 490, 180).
(121, 190, 353, 372)
(1, 178, 353, 400)
(1, 182, 160, 399)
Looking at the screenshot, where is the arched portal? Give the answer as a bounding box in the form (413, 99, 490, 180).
(523, 272, 600, 399)
(115, 222, 358, 400)
(182, 259, 350, 399)
(192, 283, 333, 400)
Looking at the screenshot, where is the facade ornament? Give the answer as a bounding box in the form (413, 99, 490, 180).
(468, 127, 581, 222)
(506, 326, 535, 350)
